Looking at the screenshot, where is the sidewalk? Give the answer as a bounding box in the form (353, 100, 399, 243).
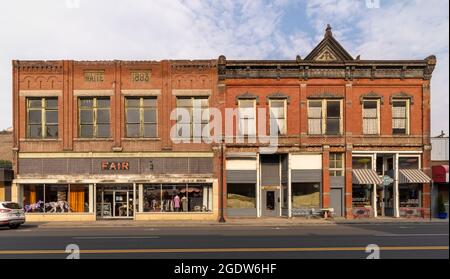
(30, 217, 449, 229)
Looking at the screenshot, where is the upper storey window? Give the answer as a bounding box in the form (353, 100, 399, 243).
(363, 100, 380, 135)
(392, 99, 410, 135)
(125, 97, 157, 138)
(176, 97, 209, 139)
(26, 97, 58, 139)
(269, 99, 287, 136)
(308, 99, 342, 135)
(238, 99, 256, 136)
(78, 97, 110, 138)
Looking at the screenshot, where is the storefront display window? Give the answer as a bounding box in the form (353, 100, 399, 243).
(352, 185, 373, 207)
(400, 184, 422, 208)
(227, 184, 256, 209)
(399, 157, 419, 169)
(291, 183, 320, 209)
(352, 157, 372, 169)
(23, 184, 90, 213)
(143, 184, 212, 213)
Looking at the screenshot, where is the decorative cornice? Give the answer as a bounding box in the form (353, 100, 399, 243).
(266, 92, 291, 104)
(360, 91, 384, 105)
(235, 92, 260, 105)
(390, 92, 414, 105)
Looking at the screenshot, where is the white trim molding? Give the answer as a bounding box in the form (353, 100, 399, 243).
(121, 89, 161, 96)
(19, 90, 62, 97)
(73, 90, 114, 96)
(172, 89, 212, 96)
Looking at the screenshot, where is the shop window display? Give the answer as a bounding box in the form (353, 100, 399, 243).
(291, 183, 320, 209)
(227, 184, 256, 209)
(143, 184, 212, 213)
(400, 184, 422, 208)
(23, 184, 89, 213)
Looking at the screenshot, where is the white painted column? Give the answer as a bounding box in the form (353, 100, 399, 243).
(138, 184, 144, 213)
(93, 183, 97, 217)
(288, 153, 292, 218)
(133, 182, 136, 220)
(256, 153, 261, 218)
(372, 153, 378, 218)
(394, 153, 400, 218)
(89, 184, 94, 213)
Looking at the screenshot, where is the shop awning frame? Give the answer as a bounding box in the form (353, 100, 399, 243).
(399, 169, 432, 184)
(352, 169, 383, 185)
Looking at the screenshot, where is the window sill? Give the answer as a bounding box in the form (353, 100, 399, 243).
(74, 138, 114, 141)
(122, 138, 161, 141)
(306, 134, 344, 137)
(20, 139, 61, 142)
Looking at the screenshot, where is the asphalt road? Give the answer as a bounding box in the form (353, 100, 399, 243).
(0, 223, 448, 259)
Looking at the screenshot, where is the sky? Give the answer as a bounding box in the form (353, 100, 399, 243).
(0, 0, 448, 136)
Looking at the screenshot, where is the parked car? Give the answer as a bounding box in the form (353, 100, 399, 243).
(0, 202, 25, 229)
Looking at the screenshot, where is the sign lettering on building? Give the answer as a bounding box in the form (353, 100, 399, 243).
(131, 71, 151, 83)
(84, 71, 105, 82)
(101, 162, 130, 171)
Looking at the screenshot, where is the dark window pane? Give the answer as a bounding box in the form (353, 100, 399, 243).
(364, 100, 377, 109)
(327, 101, 340, 117)
(29, 125, 42, 138)
(97, 124, 110, 138)
(326, 119, 340, 135)
(46, 125, 58, 138)
(80, 110, 93, 124)
(80, 125, 94, 138)
(126, 98, 140, 108)
(144, 124, 157, 138)
(126, 109, 140, 123)
(393, 101, 406, 108)
(97, 109, 110, 124)
(126, 124, 140, 138)
(28, 110, 42, 124)
(144, 109, 157, 123)
(143, 98, 157, 107)
(399, 157, 419, 169)
(97, 98, 110, 108)
(80, 98, 93, 108)
(309, 100, 322, 108)
(393, 128, 407, 135)
(46, 111, 58, 124)
(28, 99, 42, 108)
(46, 98, 58, 109)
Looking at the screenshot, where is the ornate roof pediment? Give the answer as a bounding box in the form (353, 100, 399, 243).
(304, 25, 354, 62)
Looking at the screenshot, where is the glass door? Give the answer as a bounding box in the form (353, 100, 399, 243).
(114, 191, 129, 217)
(96, 186, 134, 219)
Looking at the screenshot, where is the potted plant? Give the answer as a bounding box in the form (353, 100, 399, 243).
(437, 194, 448, 219)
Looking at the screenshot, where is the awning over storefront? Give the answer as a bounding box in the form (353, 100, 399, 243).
(352, 169, 383, 185)
(432, 165, 449, 183)
(399, 169, 432, 184)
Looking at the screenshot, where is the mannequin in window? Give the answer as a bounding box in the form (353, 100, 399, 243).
(173, 194, 181, 212)
(181, 195, 188, 212)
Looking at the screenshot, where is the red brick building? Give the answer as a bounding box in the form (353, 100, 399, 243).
(11, 26, 436, 221)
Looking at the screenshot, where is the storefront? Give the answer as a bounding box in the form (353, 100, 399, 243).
(352, 156, 382, 218)
(12, 154, 219, 222)
(0, 168, 13, 201)
(432, 165, 449, 218)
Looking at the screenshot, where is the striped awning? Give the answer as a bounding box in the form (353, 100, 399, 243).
(399, 169, 431, 184)
(352, 169, 383, 185)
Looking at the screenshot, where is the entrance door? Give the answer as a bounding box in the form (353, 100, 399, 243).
(330, 188, 342, 217)
(262, 190, 280, 217)
(96, 186, 134, 219)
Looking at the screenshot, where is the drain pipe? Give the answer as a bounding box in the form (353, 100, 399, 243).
(219, 140, 226, 223)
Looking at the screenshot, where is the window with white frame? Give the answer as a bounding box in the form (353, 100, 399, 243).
(392, 99, 410, 135)
(329, 153, 344, 176)
(269, 99, 287, 135)
(308, 99, 342, 135)
(363, 100, 380, 135)
(176, 97, 209, 138)
(238, 99, 256, 136)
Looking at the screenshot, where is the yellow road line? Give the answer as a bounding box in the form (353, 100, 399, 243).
(0, 246, 448, 255)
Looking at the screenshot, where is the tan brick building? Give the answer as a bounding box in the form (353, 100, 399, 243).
(11, 26, 436, 221)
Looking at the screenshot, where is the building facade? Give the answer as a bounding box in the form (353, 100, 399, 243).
(431, 136, 449, 218)
(11, 26, 436, 221)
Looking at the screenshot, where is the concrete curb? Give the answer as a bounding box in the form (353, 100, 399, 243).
(28, 219, 448, 229)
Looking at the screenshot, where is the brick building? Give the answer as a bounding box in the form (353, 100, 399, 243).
(11, 26, 436, 221)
